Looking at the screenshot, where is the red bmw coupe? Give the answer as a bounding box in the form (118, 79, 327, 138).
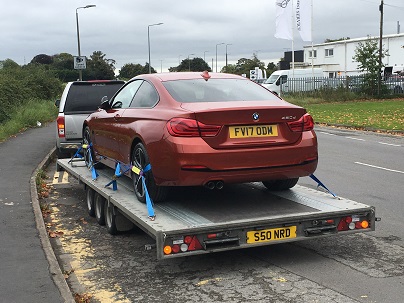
(83, 72, 318, 202)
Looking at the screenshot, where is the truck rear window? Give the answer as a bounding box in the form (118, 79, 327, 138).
(64, 82, 124, 113)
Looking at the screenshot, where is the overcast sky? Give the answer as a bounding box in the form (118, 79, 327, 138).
(1, 0, 404, 73)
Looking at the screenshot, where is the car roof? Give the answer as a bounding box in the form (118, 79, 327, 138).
(132, 72, 245, 82)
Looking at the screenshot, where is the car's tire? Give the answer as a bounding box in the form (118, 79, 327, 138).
(94, 193, 106, 225)
(131, 143, 169, 203)
(262, 178, 299, 191)
(105, 202, 118, 235)
(83, 126, 102, 169)
(85, 186, 96, 217)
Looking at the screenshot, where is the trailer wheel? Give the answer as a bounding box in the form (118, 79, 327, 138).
(105, 202, 118, 235)
(262, 178, 299, 191)
(85, 186, 96, 217)
(131, 143, 168, 203)
(94, 193, 106, 225)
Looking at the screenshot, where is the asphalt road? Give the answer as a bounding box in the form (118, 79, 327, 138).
(0, 122, 66, 303)
(45, 126, 403, 303)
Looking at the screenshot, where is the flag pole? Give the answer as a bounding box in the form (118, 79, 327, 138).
(292, 0, 295, 77)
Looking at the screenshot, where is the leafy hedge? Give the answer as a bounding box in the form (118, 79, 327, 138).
(0, 64, 63, 123)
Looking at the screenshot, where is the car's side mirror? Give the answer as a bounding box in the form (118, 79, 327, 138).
(276, 79, 280, 86)
(99, 98, 111, 110)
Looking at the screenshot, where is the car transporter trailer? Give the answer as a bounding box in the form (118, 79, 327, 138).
(56, 158, 377, 260)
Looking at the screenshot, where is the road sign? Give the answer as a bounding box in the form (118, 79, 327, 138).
(74, 56, 87, 70)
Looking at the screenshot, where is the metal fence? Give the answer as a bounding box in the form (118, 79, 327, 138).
(279, 76, 404, 95)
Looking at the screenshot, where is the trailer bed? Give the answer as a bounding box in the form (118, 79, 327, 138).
(57, 158, 376, 259)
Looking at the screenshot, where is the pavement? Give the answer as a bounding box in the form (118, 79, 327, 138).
(0, 121, 74, 303)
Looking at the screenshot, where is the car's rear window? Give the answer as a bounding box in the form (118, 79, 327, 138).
(64, 82, 124, 113)
(162, 79, 279, 103)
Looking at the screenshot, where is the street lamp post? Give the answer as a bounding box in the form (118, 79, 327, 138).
(148, 22, 163, 74)
(225, 44, 232, 70)
(188, 54, 195, 71)
(76, 4, 96, 81)
(215, 43, 225, 72)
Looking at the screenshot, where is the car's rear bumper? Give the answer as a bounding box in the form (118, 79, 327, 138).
(150, 131, 318, 186)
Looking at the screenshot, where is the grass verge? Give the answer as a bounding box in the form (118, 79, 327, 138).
(0, 99, 57, 142)
(285, 98, 404, 132)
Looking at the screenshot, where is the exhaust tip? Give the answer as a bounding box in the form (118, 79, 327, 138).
(216, 181, 224, 190)
(205, 181, 215, 190)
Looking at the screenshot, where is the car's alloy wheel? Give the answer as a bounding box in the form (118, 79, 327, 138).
(131, 143, 168, 203)
(262, 178, 299, 191)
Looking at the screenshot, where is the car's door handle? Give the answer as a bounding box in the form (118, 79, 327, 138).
(114, 114, 120, 120)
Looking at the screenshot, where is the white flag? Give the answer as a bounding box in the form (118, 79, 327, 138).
(296, 0, 312, 41)
(275, 0, 293, 40)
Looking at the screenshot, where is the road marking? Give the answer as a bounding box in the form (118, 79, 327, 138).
(378, 142, 402, 147)
(355, 162, 404, 174)
(52, 171, 70, 184)
(345, 136, 365, 141)
(318, 131, 336, 136)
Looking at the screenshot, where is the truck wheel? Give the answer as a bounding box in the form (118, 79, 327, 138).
(94, 193, 106, 225)
(262, 178, 299, 191)
(105, 202, 118, 235)
(85, 186, 96, 217)
(131, 143, 168, 203)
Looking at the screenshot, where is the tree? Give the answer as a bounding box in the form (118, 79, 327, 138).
(31, 54, 53, 65)
(171, 57, 211, 72)
(353, 37, 388, 96)
(1, 59, 20, 69)
(119, 63, 145, 79)
(221, 64, 237, 74)
(266, 62, 277, 77)
(51, 53, 77, 82)
(234, 55, 265, 76)
(85, 51, 116, 80)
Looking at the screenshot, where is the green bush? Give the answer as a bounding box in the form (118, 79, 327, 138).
(0, 64, 63, 124)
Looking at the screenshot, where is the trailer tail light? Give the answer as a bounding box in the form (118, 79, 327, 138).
(337, 216, 369, 231)
(163, 235, 203, 255)
(56, 115, 65, 138)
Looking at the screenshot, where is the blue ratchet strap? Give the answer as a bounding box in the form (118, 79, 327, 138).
(309, 174, 338, 198)
(133, 164, 155, 219)
(68, 146, 84, 163)
(85, 144, 99, 180)
(105, 162, 132, 190)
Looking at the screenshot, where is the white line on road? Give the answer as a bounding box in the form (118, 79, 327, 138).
(318, 131, 336, 136)
(355, 162, 404, 174)
(378, 142, 402, 147)
(345, 136, 365, 141)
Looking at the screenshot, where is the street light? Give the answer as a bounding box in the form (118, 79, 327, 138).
(76, 4, 96, 81)
(225, 44, 232, 70)
(148, 22, 163, 74)
(216, 43, 225, 72)
(188, 53, 195, 71)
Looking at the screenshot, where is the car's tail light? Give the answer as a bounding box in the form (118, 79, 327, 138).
(287, 113, 314, 132)
(167, 118, 221, 137)
(56, 115, 65, 138)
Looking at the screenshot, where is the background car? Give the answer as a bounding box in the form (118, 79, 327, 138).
(55, 80, 125, 158)
(83, 72, 318, 202)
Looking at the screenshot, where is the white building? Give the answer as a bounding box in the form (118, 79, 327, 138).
(302, 33, 404, 78)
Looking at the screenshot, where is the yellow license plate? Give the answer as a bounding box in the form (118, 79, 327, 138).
(246, 226, 297, 244)
(229, 125, 278, 138)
